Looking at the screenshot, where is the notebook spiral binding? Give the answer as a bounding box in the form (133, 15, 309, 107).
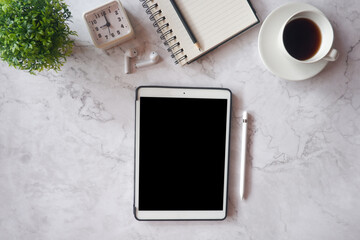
(140, 0, 187, 64)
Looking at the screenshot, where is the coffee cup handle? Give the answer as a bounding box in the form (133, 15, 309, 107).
(323, 49, 339, 61)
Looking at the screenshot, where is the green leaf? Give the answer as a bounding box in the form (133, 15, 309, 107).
(0, 0, 77, 74)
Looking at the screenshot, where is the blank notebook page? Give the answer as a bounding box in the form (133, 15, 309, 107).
(160, 0, 258, 64)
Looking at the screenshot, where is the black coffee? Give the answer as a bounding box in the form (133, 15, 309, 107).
(283, 18, 322, 60)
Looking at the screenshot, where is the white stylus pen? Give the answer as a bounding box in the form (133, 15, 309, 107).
(240, 111, 248, 200)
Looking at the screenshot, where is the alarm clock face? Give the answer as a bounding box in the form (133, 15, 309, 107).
(84, 0, 134, 48)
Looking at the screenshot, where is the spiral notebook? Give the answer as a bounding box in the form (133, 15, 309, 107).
(141, 0, 259, 65)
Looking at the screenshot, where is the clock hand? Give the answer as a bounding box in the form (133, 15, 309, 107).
(99, 23, 111, 35)
(99, 12, 111, 28)
(102, 12, 112, 35)
(103, 13, 111, 27)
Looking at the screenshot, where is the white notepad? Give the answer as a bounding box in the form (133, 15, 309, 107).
(142, 0, 259, 65)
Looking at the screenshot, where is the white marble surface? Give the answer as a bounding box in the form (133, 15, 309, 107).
(1, 0, 360, 239)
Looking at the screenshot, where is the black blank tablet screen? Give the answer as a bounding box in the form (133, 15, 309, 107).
(139, 97, 228, 211)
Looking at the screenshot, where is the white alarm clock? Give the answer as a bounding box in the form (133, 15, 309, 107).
(83, 0, 135, 49)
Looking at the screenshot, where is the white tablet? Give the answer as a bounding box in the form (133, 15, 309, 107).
(134, 86, 232, 220)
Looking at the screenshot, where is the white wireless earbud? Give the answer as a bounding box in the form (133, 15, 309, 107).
(135, 51, 160, 68)
(124, 48, 138, 74)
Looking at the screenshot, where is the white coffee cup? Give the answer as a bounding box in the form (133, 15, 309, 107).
(279, 10, 338, 63)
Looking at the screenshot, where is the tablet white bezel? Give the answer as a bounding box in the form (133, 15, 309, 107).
(134, 87, 231, 220)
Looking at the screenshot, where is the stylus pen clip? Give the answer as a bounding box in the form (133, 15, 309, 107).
(240, 111, 248, 200)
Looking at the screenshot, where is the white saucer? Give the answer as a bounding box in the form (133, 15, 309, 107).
(258, 2, 328, 81)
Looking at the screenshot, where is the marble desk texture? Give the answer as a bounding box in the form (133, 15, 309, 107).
(1, 0, 360, 239)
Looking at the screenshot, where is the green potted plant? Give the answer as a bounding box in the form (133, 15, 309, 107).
(0, 0, 77, 74)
